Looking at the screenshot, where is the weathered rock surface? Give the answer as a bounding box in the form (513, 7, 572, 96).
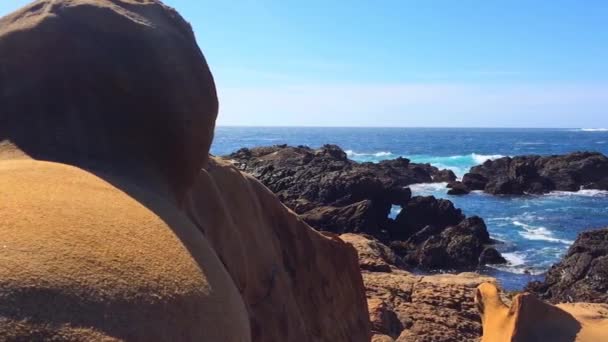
(342, 234, 497, 342)
(447, 181, 470, 195)
(227, 145, 502, 270)
(526, 228, 608, 304)
(477, 282, 608, 342)
(0, 1, 370, 341)
(461, 152, 608, 195)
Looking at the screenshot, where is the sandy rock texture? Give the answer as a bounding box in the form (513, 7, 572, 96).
(0, 1, 370, 341)
(341, 234, 496, 342)
(476, 283, 608, 342)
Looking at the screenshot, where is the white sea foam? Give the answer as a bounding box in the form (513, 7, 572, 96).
(547, 189, 608, 197)
(576, 128, 608, 132)
(408, 182, 448, 194)
(513, 221, 573, 244)
(345, 150, 393, 158)
(471, 153, 505, 164)
(502, 252, 526, 266)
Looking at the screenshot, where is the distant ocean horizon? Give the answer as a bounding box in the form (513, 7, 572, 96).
(211, 126, 608, 290)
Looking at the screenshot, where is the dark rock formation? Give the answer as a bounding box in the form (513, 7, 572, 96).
(527, 228, 608, 304)
(227, 144, 449, 213)
(391, 215, 503, 269)
(447, 181, 470, 195)
(226, 146, 502, 270)
(461, 152, 608, 195)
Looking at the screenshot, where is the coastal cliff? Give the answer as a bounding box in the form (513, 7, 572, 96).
(0, 1, 369, 340)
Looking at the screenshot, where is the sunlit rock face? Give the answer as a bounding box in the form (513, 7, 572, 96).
(476, 283, 608, 342)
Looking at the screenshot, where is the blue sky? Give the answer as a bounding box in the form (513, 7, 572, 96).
(2, 1, 608, 127)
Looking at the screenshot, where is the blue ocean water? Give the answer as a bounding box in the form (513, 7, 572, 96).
(211, 127, 608, 290)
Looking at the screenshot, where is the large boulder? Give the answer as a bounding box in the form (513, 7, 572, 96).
(462, 152, 608, 195)
(526, 228, 608, 304)
(0, 0, 218, 200)
(0, 1, 371, 341)
(476, 283, 608, 342)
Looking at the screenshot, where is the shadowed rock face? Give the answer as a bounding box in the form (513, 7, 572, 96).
(0, 1, 371, 341)
(0, 0, 218, 200)
(461, 152, 608, 195)
(476, 282, 608, 342)
(527, 228, 608, 304)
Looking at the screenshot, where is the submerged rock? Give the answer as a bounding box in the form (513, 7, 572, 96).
(526, 228, 608, 304)
(462, 152, 608, 195)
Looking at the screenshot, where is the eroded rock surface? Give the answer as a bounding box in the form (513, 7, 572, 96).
(527, 228, 608, 304)
(342, 234, 497, 342)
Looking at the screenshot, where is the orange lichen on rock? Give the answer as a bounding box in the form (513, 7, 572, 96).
(476, 282, 608, 342)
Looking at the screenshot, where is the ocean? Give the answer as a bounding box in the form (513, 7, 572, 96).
(211, 127, 608, 290)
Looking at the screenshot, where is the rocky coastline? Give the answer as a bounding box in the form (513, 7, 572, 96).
(225, 144, 505, 270)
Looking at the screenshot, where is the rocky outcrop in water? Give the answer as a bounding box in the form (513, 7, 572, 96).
(460, 152, 608, 195)
(0, 1, 370, 341)
(226, 145, 502, 269)
(526, 228, 608, 304)
(341, 234, 497, 342)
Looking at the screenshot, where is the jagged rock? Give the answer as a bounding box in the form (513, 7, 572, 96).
(225, 145, 444, 213)
(368, 298, 404, 338)
(0, 1, 371, 341)
(526, 228, 608, 304)
(391, 196, 465, 240)
(462, 152, 608, 195)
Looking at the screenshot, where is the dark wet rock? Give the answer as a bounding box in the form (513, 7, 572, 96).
(479, 247, 507, 265)
(463, 152, 608, 195)
(226, 145, 441, 212)
(392, 215, 495, 269)
(446, 181, 470, 195)
(527, 228, 608, 304)
(225, 145, 502, 270)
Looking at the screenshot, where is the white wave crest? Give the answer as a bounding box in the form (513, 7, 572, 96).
(547, 189, 608, 197)
(513, 221, 573, 245)
(577, 128, 608, 132)
(502, 252, 526, 266)
(345, 150, 393, 157)
(408, 182, 448, 194)
(472, 153, 505, 164)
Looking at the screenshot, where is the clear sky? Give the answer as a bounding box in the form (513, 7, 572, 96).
(2, 1, 608, 128)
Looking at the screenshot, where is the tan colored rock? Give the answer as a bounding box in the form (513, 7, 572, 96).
(0, 0, 370, 341)
(341, 233, 401, 272)
(476, 282, 608, 342)
(372, 334, 396, 342)
(348, 234, 496, 341)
